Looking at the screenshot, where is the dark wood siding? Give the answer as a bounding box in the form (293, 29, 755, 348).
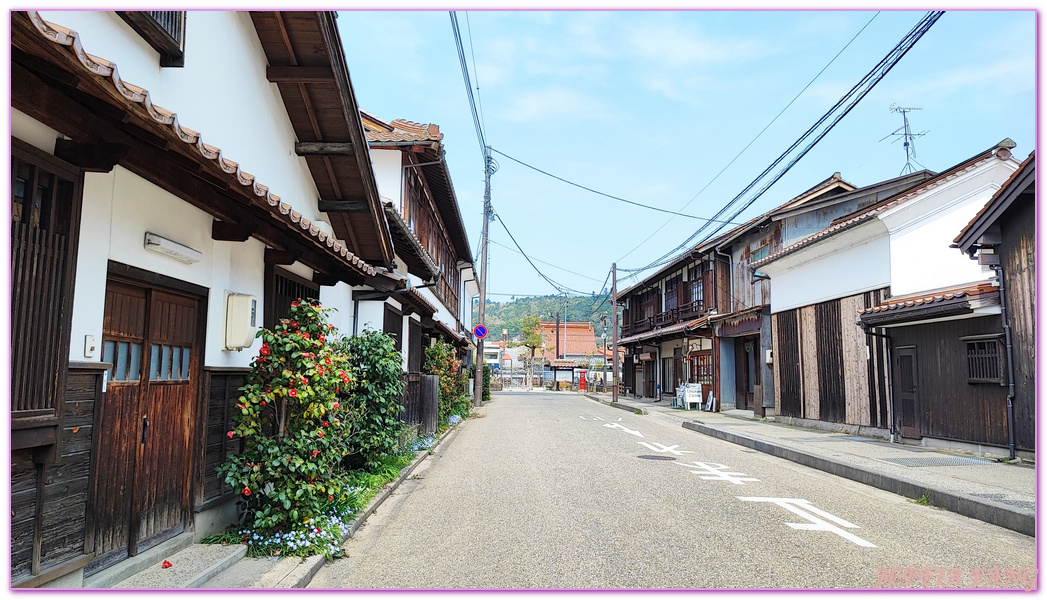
(10, 138, 83, 418)
(815, 300, 846, 423)
(998, 197, 1035, 451)
(200, 369, 248, 506)
(408, 319, 423, 373)
(890, 316, 1010, 447)
(774, 310, 802, 418)
(11, 365, 101, 587)
(384, 304, 403, 352)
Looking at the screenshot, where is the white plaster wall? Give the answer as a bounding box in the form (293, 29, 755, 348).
(36, 11, 327, 228)
(11, 110, 61, 154)
(762, 224, 891, 314)
(371, 149, 403, 208)
(354, 297, 386, 334)
(63, 165, 270, 368)
(888, 194, 995, 296)
(318, 282, 357, 340)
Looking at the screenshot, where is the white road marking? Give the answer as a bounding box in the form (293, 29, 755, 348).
(637, 442, 694, 456)
(602, 423, 644, 438)
(677, 461, 760, 484)
(736, 497, 877, 548)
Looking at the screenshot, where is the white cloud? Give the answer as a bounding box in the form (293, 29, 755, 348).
(498, 87, 617, 122)
(627, 24, 768, 68)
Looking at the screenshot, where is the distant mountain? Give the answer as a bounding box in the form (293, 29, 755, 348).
(473, 294, 618, 343)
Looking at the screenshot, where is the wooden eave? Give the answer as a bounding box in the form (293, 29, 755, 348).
(11, 11, 377, 285)
(369, 138, 473, 263)
(249, 11, 395, 268)
(954, 152, 1035, 254)
(383, 203, 441, 281)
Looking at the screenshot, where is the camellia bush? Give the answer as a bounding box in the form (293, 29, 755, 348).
(424, 341, 470, 424)
(218, 301, 362, 557)
(335, 329, 405, 470)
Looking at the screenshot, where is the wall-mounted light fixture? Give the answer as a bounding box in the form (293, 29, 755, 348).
(144, 232, 202, 264)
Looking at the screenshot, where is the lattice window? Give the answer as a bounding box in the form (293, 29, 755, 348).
(965, 339, 1002, 384)
(150, 344, 192, 381)
(102, 341, 143, 382)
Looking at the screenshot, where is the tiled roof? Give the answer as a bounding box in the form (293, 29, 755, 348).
(20, 11, 378, 277)
(954, 150, 1035, 246)
(363, 116, 443, 143)
(752, 141, 1013, 270)
(857, 282, 998, 316)
(617, 318, 707, 346)
(539, 321, 597, 361)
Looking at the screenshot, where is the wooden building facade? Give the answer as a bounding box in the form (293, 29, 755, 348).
(10, 10, 408, 587)
(951, 151, 1036, 454)
(757, 139, 1024, 453)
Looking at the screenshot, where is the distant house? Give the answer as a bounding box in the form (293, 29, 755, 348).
(950, 151, 1035, 457)
(538, 320, 598, 364)
(755, 139, 1022, 455)
(615, 170, 933, 410)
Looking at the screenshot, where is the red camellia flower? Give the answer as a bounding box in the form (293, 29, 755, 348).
(292, 321, 298, 327)
(162, 560, 173, 569)
(324, 357, 332, 365)
(311, 450, 320, 457)
(323, 421, 329, 427)
(303, 333, 310, 340)
(261, 400, 266, 406)
(317, 430, 324, 438)
(332, 402, 339, 409)
(319, 335, 325, 342)
(328, 495, 334, 502)
(302, 377, 309, 386)
(289, 389, 298, 398)
(243, 487, 251, 496)
(227, 431, 235, 439)
(291, 301, 300, 308)
(260, 344, 270, 356)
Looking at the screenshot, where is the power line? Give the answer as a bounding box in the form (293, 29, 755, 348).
(489, 239, 607, 284)
(491, 148, 743, 224)
(449, 11, 486, 160)
(614, 11, 881, 264)
(492, 212, 590, 295)
(464, 12, 488, 140)
(620, 10, 943, 276)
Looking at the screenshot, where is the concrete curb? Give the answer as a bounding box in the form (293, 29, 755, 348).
(345, 423, 461, 540)
(111, 541, 248, 588)
(681, 420, 1034, 537)
(583, 393, 648, 415)
(277, 422, 464, 588)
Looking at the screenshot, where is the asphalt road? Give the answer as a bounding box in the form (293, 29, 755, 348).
(308, 391, 1035, 590)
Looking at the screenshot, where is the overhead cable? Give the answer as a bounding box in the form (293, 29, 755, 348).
(614, 11, 880, 264)
(620, 10, 944, 275)
(490, 149, 742, 224)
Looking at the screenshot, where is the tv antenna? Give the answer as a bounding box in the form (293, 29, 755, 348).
(880, 104, 928, 175)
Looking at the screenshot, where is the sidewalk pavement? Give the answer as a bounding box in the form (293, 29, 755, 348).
(584, 392, 1035, 537)
(106, 420, 468, 589)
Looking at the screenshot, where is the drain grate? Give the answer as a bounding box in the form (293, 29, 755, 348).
(881, 456, 996, 467)
(637, 455, 677, 461)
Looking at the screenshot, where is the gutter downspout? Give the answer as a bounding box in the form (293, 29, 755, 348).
(990, 265, 1018, 461)
(860, 323, 896, 444)
(352, 299, 360, 336)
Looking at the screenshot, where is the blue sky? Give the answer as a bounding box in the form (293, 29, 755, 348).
(337, 9, 1036, 300)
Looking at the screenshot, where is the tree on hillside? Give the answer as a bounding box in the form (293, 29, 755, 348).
(519, 315, 544, 390)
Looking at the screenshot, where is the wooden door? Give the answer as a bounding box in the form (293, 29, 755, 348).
(895, 346, 921, 439)
(89, 281, 199, 573)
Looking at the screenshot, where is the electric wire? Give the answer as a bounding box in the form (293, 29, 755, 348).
(614, 11, 881, 264)
(491, 148, 742, 224)
(492, 213, 591, 296)
(464, 12, 488, 139)
(489, 239, 607, 284)
(619, 10, 943, 276)
(449, 11, 486, 160)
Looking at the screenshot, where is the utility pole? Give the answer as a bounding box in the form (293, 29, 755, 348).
(474, 145, 493, 407)
(611, 262, 619, 403)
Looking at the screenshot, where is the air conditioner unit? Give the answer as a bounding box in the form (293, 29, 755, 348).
(225, 292, 258, 351)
